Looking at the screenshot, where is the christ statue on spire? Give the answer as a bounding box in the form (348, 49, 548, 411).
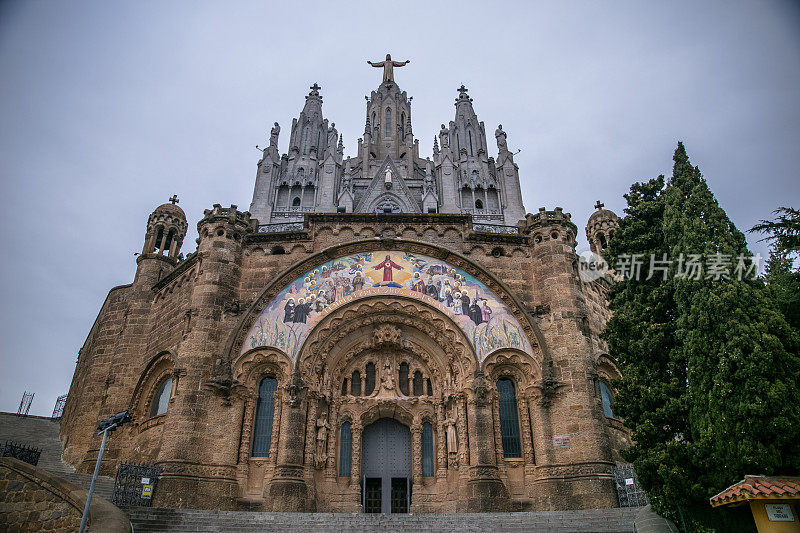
(367, 54, 410, 83)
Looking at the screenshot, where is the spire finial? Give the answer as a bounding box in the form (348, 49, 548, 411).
(170, 195, 179, 205)
(309, 83, 321, 95)
(456, 84, 472, 104)
(594, 200, 604, 210)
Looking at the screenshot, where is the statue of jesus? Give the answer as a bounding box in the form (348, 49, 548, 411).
(367, 54, 410, 83)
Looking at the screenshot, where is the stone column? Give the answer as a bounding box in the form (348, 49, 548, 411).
(237, 397, 256, 466)
(520, 393, 536, 465)
(350, 422, 363, 500)
(464, 372, 509, 512)
(325, 403, 339, 478)
(456, 393, 469, 467)
(436, 401, 447, 477)
(304, 397, 318, 467)
(411, 421, 423, 487)
(266, 376, 308, 511)
(269, 395, 282, 466)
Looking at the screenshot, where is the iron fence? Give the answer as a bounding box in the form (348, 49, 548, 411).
(16, 391, 34, 416)
(52, 394, 67, 419)
(2, 441, 41, 466)
(613, 463, 649, 507)
(111, 461, 162, 507)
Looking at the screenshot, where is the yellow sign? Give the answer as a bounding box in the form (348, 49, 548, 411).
(141, 485, 152, 498)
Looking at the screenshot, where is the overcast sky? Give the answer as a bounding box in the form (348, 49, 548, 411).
(1, 1, 798, 416)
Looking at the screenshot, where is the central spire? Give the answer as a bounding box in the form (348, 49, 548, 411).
(367, 53, 410, 84)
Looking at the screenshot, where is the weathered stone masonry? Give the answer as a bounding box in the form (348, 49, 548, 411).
(60, 69, 625, 513)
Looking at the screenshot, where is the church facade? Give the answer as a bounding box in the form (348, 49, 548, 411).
(60, 58, 627, 513)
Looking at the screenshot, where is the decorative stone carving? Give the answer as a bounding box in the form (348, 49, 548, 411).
(372, 324, 402, 347)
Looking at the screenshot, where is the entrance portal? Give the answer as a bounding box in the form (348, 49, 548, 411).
(361, 418, 411, 513)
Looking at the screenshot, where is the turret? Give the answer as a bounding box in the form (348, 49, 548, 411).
(586, 201, 619, 254)
(136, 196, 187, 285)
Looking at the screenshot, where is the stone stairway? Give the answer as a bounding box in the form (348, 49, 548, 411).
(1, 413, 644, 532)
(0, 412, 116, 501)
(124, 507, 639, 532)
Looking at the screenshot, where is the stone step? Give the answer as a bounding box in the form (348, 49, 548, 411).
(0, 412, 116, 501)
(124, 507, 640, 533)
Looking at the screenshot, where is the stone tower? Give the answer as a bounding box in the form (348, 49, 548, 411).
(586, 201, 619, 254)
(136, 198, 187, 284)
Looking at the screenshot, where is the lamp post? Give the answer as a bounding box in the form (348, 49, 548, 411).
(79, 410, 131, 533)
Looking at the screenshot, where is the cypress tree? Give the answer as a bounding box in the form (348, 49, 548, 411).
(604, 143, 800, 528)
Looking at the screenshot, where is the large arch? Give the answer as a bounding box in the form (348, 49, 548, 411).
(230, 241, 545, 368)
(224, 240, 548, 366)
(296, 295, 480, 394)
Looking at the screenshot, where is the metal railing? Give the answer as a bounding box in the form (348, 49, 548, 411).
(472, 223, 520, 235)
(2, 441, 41, 466)
(258, 222, 305, 233)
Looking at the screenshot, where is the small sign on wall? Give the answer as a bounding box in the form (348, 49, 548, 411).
(553, 436, 571, 449)
(625, 478, 635, 486)
(764, 503, 795, 522)
(141, 485, 153, 499)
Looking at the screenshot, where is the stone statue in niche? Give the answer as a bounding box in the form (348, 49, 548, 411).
(379, 357, 395, 397)
(315, 413, 329, 469)
(445, 416, 459, 467)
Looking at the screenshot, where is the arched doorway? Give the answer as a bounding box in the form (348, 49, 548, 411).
(361, 418, 411, 513)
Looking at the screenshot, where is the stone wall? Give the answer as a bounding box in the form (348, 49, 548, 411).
(0, 457, 129, 533)
(59, 209, 631, 513)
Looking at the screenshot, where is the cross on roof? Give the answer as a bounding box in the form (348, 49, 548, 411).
(170, 195, 179, 205)
(458, 84, 468, 96)
(594, 200, 604, 210)
(310, 83, 321, 93)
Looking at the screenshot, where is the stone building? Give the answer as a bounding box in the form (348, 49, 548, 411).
(60, 58, 627, 513)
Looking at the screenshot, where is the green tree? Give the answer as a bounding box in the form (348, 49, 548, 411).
(751, 209, 800, 332)
(604, 143, 800, 531)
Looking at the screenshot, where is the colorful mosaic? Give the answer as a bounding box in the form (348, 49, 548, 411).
(242, 251, 530, 361)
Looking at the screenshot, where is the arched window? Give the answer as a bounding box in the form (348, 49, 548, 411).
(468, 130, 474, 156)
(152, 226, 164, 253)
(251, 377, 278, 457)
(292, 197, 301, 207)
(475, 199, 483, 210)
(372, 112, 376, 130)
(497, 379, 522, 458)
(598, 233, 608, 250)
(149, 377, 172, 417)
(339, 421, 352, 477)
(600, 381, 615, 418)
(399, 362, 409, 395)
(341, 378, 348, 396)
(365, 362, 376, 395)
(385, 108, 392, 138)
(413, 371, 423, 396)
(351, 370, 362, 396)
(400, 112, 405, 141)
(422, 421, 434, 477)
(426, 378, 433, 396)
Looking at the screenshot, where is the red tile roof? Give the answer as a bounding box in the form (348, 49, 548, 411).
(710, 475, 800, 507)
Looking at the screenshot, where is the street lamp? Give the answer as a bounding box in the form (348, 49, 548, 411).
(78, 410, 131, 533)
